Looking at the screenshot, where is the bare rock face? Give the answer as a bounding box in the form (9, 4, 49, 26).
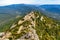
(0, 11, 59, 40)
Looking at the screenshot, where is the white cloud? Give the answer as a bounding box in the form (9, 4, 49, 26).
(0, 0, 60, 6)
(35, 0, 60, 4)
(0, 0, 34, 6)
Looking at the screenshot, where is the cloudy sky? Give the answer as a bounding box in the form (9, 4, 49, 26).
(0, 0, 60, 6)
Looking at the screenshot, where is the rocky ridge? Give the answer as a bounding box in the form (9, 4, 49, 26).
(0, 11, 60, 40)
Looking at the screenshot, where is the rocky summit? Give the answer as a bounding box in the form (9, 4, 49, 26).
(0, 11, 60, 40)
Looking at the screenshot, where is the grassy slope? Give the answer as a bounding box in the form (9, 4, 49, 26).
(0, 13, 24, 32)
(34, 12, 60, 40)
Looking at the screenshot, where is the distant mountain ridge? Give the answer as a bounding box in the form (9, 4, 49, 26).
(0, 4, 38, 14)
(37, 5, 60, 20)
(0, 4, 60, 20)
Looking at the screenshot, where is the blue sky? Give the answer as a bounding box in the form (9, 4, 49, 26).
(0, 0, 60, 6)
